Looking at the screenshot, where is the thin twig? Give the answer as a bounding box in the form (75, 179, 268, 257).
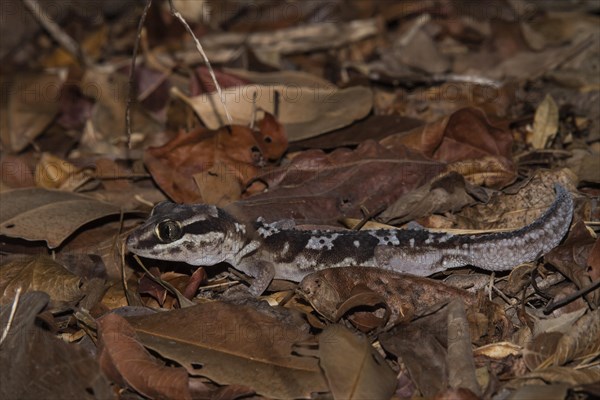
(0, 287, 22, 346)
(22, 0, 91, 66)
(168, 0, 233, 126)
(544, 279, 600, 314)
(352, 204, 387, 231)
(126, 0, 153, 149)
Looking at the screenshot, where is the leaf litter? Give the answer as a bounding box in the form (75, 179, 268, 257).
(0, 1, 598, 399)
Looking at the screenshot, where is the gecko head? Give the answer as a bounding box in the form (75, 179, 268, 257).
(126, 202, 246, 266)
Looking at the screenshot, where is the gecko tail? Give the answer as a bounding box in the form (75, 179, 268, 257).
(468, 184, 574, 271)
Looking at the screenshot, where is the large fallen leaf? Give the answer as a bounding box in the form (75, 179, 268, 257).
(126, 301, 328, 399)
(227, 140, 446, 225)
(0, 188, 122, 248)
(318, 324, 397, 400)
(0, 291, 112, 399)
(97, 313, 192, 400)
(176, 84, 373, 141)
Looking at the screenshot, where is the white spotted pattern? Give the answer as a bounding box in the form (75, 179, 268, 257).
(306, 234, 340, 250)
(256, 219, 281, 238)
(369, 231, 400, 246)
(234, 222, 246, 234)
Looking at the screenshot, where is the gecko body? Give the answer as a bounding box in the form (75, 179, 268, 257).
(126, 185, 573, 295)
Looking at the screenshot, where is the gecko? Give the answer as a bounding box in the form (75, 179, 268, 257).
(126, 184, 573, 296)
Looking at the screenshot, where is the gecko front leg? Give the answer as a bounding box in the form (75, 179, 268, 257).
(234, 258, 276, 296)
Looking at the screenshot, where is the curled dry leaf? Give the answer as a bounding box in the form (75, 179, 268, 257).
(318, 324, 397, 400)
(454, 169, 576, 230)
(97, 313, 192, 400)
(298, 266, 508, 339)
(0, 255, 83, 310)
(530, 94, 559, 149)
(0, 188, 123, 248)
(144, 112, 287, 203)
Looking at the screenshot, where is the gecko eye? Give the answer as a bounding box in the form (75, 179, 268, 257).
(155, 220, 183, 243)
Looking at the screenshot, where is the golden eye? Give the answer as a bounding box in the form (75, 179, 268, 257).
(155, 220, 182, 243)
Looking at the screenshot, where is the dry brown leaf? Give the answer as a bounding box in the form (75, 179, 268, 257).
(0, 291, 112, 399)
(144, 112, 287, 203)
(523, 331, 565, 371)
(545, 220, 599, 307)
(380, 107, 516, 188)
(588, 239, 600, 281)
(0, 154, 36, 189)
(318, 324, 397, 400)
(0, 188, 122, 248)
(454, 170, 575, 230)
(524, 365, 600, 386)
(446, 299, 481, 396)
(193, 162, 242, 207)
(224, 68, 335, 88)
(179, 84, 373, 141)
(35, 153, 93, 190)
(126, 301, 328, 399)
(543, 309, 600, 368)
(0, 71, 65, 153)
(298, 266, 507, 339)
(530, 94, 559, 149)
(78, 67, 162, 158)
(228, 140, 446, 225)
(197, 18, 379, 66)
(378, 172, 485, 225)
(290, 114, 424, 151)
(379, 306, 449, 397)
(97, 313, 192, 400)
(0, 255, 83, 309)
